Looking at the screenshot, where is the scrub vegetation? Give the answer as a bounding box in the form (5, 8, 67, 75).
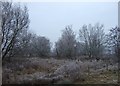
(1, 1, 120, 84)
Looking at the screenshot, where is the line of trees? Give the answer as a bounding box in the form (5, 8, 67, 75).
(1, 1, 120, 62)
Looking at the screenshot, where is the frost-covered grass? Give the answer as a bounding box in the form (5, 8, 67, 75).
(2, 57, 118, 84)
(75, 70, 118, 84)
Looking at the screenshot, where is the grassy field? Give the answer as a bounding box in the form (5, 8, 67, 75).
(75, 71, 118, 84)
(2, 57, 119, 84)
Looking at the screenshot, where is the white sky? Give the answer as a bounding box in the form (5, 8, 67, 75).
(26, 2, 118, 43)
(9, 0, 119, 2)
(10, 0, 118, 43)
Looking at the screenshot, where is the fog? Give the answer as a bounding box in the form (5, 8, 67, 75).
(26, 2, 118, 43)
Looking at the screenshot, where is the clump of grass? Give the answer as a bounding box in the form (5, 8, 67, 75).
(75, 70, 118, 84)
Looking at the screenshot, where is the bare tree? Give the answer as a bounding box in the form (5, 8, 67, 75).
(32, 36, 51, 57)
(55, 25, 76, 59)
(107, 27, 120, 83)
(0, 2, 2, 85)
(1, 1, 29, 60)
(12, 30, 33, 57)
(0, 1, 2, 59)
(79, 23, 105, 60)
(107, 27, 120, 58)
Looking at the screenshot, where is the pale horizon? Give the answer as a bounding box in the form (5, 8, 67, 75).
(22, 2, 117, 43)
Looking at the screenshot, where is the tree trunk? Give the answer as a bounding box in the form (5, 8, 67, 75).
(0, 4, 2, 85)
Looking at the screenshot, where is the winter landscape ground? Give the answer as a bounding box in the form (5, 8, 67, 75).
(2, 57, 118, 84)
(1, 1, 119, 85)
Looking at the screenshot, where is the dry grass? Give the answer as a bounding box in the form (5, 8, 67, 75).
(2, 57, 119, 84)
(75, 70, 118, 84)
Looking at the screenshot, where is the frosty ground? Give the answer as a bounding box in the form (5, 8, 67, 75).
(2, 57, 118, 84)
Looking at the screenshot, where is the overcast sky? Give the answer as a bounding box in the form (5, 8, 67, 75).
(24, 2, 118, 43)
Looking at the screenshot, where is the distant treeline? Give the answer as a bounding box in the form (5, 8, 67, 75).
(1, 1, 120, 62)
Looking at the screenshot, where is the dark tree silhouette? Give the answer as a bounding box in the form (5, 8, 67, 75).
(1, 2, 29, 60)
